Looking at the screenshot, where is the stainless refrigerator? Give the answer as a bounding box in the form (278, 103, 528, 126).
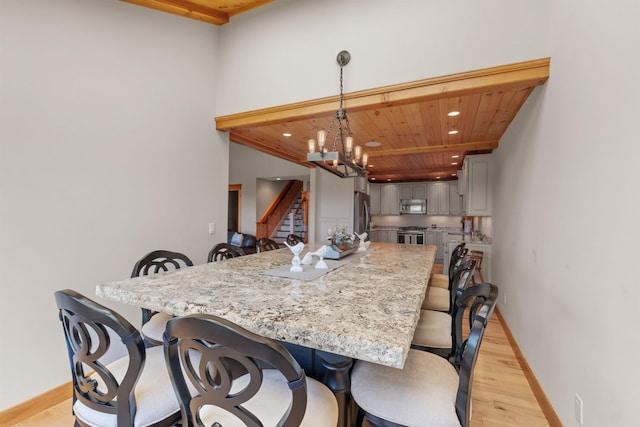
(353, 190, 371, 237)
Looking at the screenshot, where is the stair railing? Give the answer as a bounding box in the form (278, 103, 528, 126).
(289, 191, 309, 242)
(256, 180, 304, 239)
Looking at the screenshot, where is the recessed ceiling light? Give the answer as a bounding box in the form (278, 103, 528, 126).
(451, 173, 456, 177)
(452, 155, 459, 158)
(282, 133, 291, 137)
(448, 111, 460, 117)
(371, 177, 376, 181)
(365, 141, 382, 147)
(368, 165, 374, 168)
(276, 177, 281, 180)
(387, 179, 391, 181)
(448, 130, 458, 135)
(451, 162, 458, 166)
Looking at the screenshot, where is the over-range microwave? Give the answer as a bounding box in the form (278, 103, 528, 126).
(400, 199, 427, 214)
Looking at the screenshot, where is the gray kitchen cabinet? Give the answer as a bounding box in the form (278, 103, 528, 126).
(371, 229, 397, 243)
(425, 230, 445, 261)
(380, 184, 400, 215)
(385, 229, 397, 243)
(460, 154, 492, 216)
(399, 183, 427, 200)
(448, 181, 463, 215)
(427, 182, 450, 215)
(370, 184, 381, 215)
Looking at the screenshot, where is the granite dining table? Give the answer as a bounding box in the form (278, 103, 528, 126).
(96, 242, 436, 427)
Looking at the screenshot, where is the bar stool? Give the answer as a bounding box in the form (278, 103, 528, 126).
(468, 250, 485, 285)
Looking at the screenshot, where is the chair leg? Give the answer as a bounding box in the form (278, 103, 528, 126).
(355, 407, 365, 427)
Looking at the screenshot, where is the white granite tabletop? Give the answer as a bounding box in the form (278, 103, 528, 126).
(96, 242, 436, 369)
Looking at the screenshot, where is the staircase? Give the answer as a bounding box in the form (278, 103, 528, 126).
(271, 193, 306, 245)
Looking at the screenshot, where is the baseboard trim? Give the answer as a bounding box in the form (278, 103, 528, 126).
(495, 307, 563, 427)
(0, 382, 72, 427)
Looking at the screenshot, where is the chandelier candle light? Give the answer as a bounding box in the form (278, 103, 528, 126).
(307, 50, 368, 178)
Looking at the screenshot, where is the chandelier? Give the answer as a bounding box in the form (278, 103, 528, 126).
(307, 50, 367, 178)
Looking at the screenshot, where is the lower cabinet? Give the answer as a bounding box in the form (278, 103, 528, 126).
(425, 230, 445, 262)
(370, 229, 398, 243)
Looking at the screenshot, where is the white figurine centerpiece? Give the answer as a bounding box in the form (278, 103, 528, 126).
(357, 232, 370, 251)
(283, 241, 305, 272)
(301, 246, 329, 269)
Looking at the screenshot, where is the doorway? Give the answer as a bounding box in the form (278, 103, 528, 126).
(228, 184, 241, 233)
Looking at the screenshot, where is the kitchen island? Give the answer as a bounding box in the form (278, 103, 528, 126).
(96, 242, 436, 426)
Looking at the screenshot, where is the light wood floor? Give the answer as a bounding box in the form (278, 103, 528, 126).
(7, 312, 553, 427)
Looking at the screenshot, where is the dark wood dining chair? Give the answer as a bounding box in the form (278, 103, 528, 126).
(207, 242, 245, 262)
(131, 249, 194, 345)
(286, 234, 304, 245)
(163, 314, 339, 426)
(411, 259, 478, 358)
(468, 249, 486, 285)
(430, 243, 467, 289)
(422, 257, 476, 313)
(54, 289, 181, 427)
(257, 237, 280, 252)
(351, 283, 499, 427)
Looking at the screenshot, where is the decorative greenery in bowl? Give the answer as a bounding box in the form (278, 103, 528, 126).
(326, 225, 355, 251)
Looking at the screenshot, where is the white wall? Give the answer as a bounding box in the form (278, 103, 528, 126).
(229, 143, 309, 234)
(313, 169, 356, 243)
(216, 0, 548, 114)
(492, 2, 640, 425)
(0, 0, 225, 410)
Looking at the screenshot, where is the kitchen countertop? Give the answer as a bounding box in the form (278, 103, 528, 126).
(96, 243, 436, 369)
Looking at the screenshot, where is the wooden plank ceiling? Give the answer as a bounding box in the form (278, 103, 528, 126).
(120, 0, 274, 25)
(216, 58, 550, 182)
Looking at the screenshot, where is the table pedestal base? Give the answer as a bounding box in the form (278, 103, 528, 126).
(280, 343, 354, 427)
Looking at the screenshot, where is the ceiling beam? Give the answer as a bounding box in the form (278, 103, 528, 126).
(121, 0, 230, 25)
(364, 141, 499, 158)
(230, 132, 309, 165)
(215, 58, 550, 130)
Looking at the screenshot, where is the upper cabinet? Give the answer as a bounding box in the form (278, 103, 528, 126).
(371, 183, 401, 215)
(448, 181, 463, 215)
(370, 172, 488, 217)
(427, 182, 450, 215)
(370, 184, 381, 215)
(399, 183, 427, 200)
(459, 154, 492, 216)
(380, 184, 400, 215)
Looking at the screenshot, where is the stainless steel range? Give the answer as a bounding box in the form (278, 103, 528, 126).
(397, 226, 427, 245)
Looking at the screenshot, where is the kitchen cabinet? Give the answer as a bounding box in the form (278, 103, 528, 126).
(371, 229, 397, 243)
(370, 184, 381, 215)
(448, 181, 463, 215)
(460, 154, 492, 216)
(399, 183, 427, 200)
(425, 230, 445, 262)
(427, 182, 450, 215)
(380, 184, 400, 215)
